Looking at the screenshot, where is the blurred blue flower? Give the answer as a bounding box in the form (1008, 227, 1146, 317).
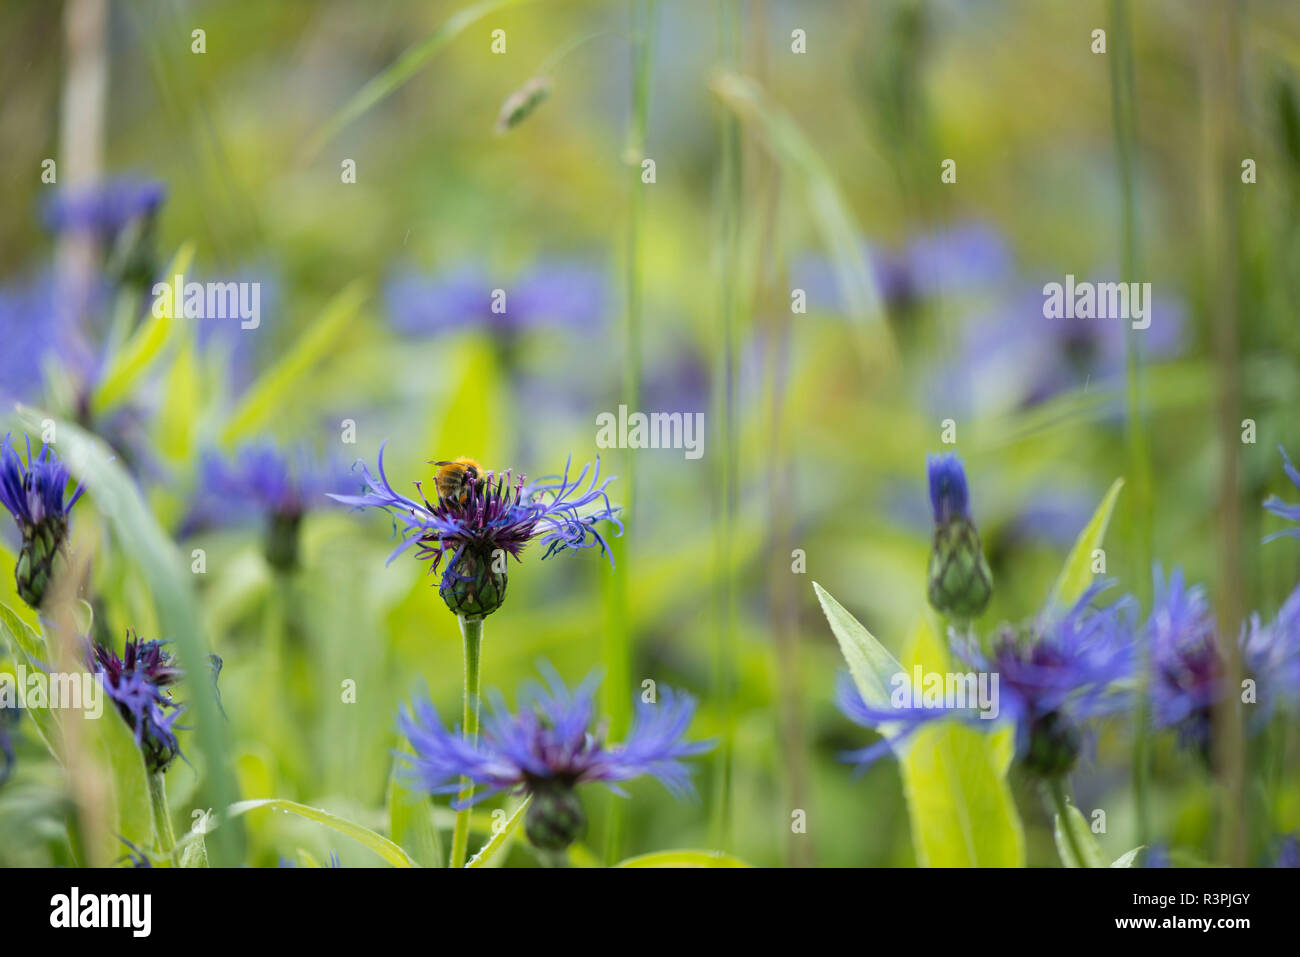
(331, 445, 621, 617)
(90, 632, 184, 774)
(1144, 566, 1221, 756)
(0, 434, 84, 609)
(385, 260, 607, 338)
(185, 442, 354, 571)
(397, 664, 710, 850)
(961, 584, 1136, 777)
(838, 584, 1136, 775)
(43, 176, 165, 240)
(1241, 580, 1300, 720)
(793, 221, 1012, 315)
(1264, 444, 1300, 542)
(1276, 834, 1300, 868)
(0, 274, 64, 406)
(0, 707, 17, 786)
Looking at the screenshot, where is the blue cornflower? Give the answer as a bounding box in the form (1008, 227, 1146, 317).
(0, 435, 85, 609)
(0, 707, 17, 786)
(397, 666, 710, 850)
(385, 260, 606, 339)
(1144, 567, 1222, 758)
(926, 453, 992, 617)
(1264, 445, 1300, 542)
(43, 176, 165, 240)
(330, 445, 622, 618)
(1241, 580, 1300, 720)
(969, 586, 1137, 777)
(185, 443, 353, 571)
(89, 632, 184, 774)
(836, 585, 1134, 776)
(1276, 835, 1300, 868)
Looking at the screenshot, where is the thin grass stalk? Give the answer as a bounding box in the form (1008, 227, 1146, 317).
(601, 0, 656, 865)
(1108, 0, 1155, 849)
(707, 0, 742, 851)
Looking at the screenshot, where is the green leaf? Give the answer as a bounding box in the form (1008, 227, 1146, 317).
(897, 614, 1025, 867)
(1046, 478, 1124, 610)
(812, 581, 903, 712)
(0, 598, 48, 665)
(388, 746, 444, 867)
(91, 699, 156, 859)
(305, 0, 540, 157)
(224, 799, 416, 867)
(220, 280, 367, 445)
(178, 833, 210, 868)
(91, 242, 195, 415)
(615, 849, 751, 868)
(465, 795, 530, 868)
(1111, 845, 1145, 868)
(1053, 803, 1108, 868)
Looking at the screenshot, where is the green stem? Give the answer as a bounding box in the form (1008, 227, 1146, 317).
(1109, 0, 1153, 849)
(1049, 777, 1086, 868)
(708, 0, 741, 852)
(602, 0, 656, 865)
(449, 614, 483, 868)
(148, 771, 176, 857)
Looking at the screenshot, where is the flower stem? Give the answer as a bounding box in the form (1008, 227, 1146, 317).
(148, 771, 176, 857)
(1108, 0, 1154, 850)
(449, 614, 483, 868)
(1048, 777, 1086, 868)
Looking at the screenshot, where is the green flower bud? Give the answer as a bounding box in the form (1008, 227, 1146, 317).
(1023, 710, 1081, 779)
(439, 544, 508, 619)
(927, 517, 993, 618)
(524, 781, 586, 852)
(264, 509, 303, 573)
(16, 515, 67, 610)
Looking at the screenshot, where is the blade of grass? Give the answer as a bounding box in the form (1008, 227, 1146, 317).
(304, 0, 540, 158)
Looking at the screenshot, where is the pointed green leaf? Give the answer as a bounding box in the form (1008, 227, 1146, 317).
(897, 615, 1025, 867)
(465, 795, 530, 869)
(1053, 803, 1108, 868)
(615, 849, 751, 868)
(1110, 845, 1145, 868)
(225, 798, 416, 867)
(1046, 478, 1124, 610)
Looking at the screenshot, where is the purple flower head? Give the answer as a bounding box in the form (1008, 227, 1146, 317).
(926, 453, 970, 525)
(1264, 444, 1300, 542)
(185, 443, 354, 571)
(962, 584, 1137, 776)
(1241, 579, 1300, 720)
(43, 176, 166, 240)
(385, 260, 607, 339)
(90, 632, 184, 774)
(0, 434, 84, 532)
(330, 445, 622, 618)
(1145, 566, 1222, 756)
(397, 664, 710, 850)
(0, 435, 85, 608)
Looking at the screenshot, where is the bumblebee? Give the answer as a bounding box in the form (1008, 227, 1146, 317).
(431, 457, 483, 507)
